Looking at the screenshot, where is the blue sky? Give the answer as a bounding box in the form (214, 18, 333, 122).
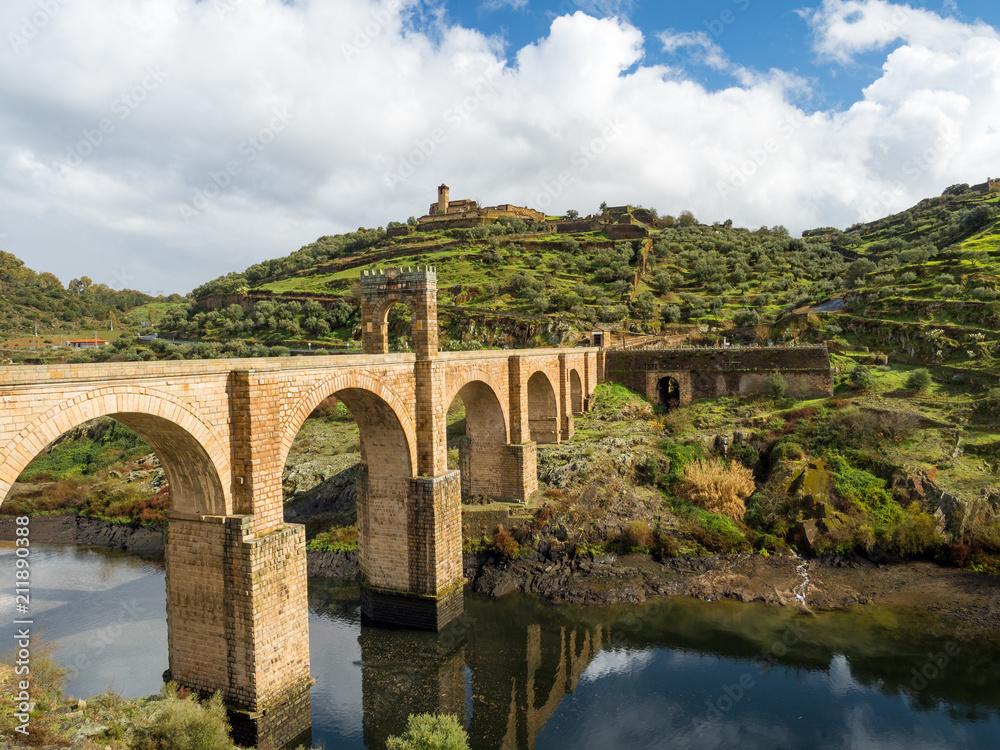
(448, 0, 997, 106)
(1, 0, 999, 295)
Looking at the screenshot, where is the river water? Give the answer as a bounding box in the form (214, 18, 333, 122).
(2, 543, 1000, 750)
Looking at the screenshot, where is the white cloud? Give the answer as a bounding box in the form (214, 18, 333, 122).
(659, 29, 732, 72)
(801, 0, 998, 63)
(0, 1, 998, 295)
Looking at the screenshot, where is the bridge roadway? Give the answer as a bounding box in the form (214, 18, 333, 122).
(0, 345, 600, 744)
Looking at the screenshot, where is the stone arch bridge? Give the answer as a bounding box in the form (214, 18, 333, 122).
(0, 267, 598, 743)
(0, 266, 832, 743)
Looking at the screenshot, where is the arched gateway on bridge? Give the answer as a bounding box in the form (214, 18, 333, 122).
(0, 266, 599, 747)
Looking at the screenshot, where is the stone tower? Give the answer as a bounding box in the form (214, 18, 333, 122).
(437, 184, 449, 215)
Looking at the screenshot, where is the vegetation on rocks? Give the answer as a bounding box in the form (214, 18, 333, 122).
(0, 656, 317, 750)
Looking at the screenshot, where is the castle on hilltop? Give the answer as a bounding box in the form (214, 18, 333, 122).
(385, 185, 546, 237)
(971, 177, 1000, 194)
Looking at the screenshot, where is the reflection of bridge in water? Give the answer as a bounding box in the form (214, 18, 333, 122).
(359, 598, 604, 750)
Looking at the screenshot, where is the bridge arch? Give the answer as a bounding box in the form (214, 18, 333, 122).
(279, 372, 417, 592)
(442, 372, 511, 500)
(527, 370, 559, 444)
(0, 385, 230, 516)
(569, 368, 584, 415)
(279, 372, 417, 475)
(442, 370, 510, 445)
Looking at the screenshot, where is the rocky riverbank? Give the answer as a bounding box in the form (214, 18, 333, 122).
(465, 550, 997, 627)
(308, 545, 1000, 632)
(0, 514, 164, 553)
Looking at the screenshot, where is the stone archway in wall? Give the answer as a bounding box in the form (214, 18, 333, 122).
(279, 375, 419, 594)
(443, 377, 510, 500)
(359, 267, 438, 358)
(569, 369, 584, 416)
(657, 377, 681, 411)
(527, 371, 559, 444)
(0, 387, 230, 515)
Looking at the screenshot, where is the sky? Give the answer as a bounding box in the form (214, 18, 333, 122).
(1, 0, 999, 296)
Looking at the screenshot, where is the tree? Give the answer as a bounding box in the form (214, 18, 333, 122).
(599, 201, 608, 213)
(733, 308, 763, 327)
(846, 259, 877, 287)
(565, 209, 579, 219)
(906, 368, 932, 392)
(677, 210, 697, 227)
(763, 370, 787, 400)
(386, 714, 470, 750)
(632, 291, 656, 318)
(662, 304, 681, 323)
(653, 269, 674, 294)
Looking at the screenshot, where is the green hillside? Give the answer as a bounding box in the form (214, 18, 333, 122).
(0, 250, 172, 360)
(163, 183, 998, 364)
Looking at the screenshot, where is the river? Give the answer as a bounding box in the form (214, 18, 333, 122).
(2, 543, 999, 749)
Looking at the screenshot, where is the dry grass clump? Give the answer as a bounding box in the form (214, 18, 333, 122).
(676, 458, 755, 522)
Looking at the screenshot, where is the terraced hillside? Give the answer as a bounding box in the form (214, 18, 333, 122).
(167, 183, 998, 362)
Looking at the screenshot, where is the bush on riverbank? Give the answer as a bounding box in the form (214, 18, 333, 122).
(676, 458, 755, 521)
(132, 684, 232, 750)
(385, 713, 470, 750)
(0, 640, 71, 745)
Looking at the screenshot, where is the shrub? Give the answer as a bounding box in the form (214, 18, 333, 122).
(849, 365, 876, 391)
(770, 441, 805, 465)
(386, 713, 470, 750)
(886, 504, 942, 556)
(702, 513, 745, 543)
(940, 284, 962, 297)
(906, 368, 932, 392)
(821, 407, 919, 448)
(676, 459, 755, 522)
(494, 526, 518, 558)
(763, 370, 787, 400)
(132, 686, 233, 750)
(731, 443, 760, 471)
(618, 520, 653, 552)
(685, 512, 750, 552)
(829, 455, 898, 537)
(268, 345, 291, 357)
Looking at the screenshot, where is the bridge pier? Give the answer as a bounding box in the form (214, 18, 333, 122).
(165, 513, 312, 748)
(360, 471, 464, 630)
(459, 440, 537, 502)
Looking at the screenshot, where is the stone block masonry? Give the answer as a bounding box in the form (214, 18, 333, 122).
(604, 345, 833, 405)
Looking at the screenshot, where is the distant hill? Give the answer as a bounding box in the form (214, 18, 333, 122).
(0, 251, 163, 352)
